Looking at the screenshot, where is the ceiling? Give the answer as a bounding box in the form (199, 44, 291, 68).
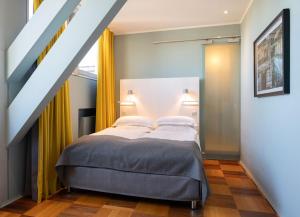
(109, 0, 252, 35)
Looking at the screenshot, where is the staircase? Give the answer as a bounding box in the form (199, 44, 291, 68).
(6, 0, 127, 146)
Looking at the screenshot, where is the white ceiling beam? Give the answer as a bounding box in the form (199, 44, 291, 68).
(6, 0, 81, 82)
(7, 0, 127, 147)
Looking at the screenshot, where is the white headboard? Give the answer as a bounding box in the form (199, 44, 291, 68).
(120, 77, 199, 124)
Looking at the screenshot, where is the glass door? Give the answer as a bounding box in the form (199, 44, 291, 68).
(203, 43, 240, 159)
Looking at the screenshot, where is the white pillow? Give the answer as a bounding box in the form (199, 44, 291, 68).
(156, 116, 196, 128)
(113, 116, 154, 129)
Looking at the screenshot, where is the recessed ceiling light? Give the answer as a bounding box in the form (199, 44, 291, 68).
(224, 10, 229, 15)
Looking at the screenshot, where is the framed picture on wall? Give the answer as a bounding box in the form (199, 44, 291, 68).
(254, 9, 290, 97)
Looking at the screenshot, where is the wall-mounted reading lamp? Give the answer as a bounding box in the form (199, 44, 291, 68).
(182, 89, 199, 106)
(119, 90, 136, 106)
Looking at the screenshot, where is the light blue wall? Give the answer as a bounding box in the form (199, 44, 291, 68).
(0, 0, 27, 206)
(114, 24, 240, 115)
(241, 1, 300, 217)
(69, 74, 97, 140)
(115, 25, 240, 79)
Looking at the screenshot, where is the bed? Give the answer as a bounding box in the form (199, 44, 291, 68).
(56, 116, 209, 209)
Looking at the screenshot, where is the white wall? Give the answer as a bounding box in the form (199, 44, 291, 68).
(120, 77, 199, 122)
(241, 1, 300, 217)
(0, 0, 27, 206)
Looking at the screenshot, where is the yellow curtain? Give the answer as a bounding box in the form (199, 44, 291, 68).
(95, 29, 116, 131)
(34, 0, 73, 203)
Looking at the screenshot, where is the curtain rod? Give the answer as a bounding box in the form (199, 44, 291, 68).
(152, 35, 241, 44)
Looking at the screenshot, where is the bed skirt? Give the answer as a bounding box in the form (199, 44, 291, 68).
(63, 166, 201, 202)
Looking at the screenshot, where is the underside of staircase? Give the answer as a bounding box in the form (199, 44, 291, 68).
(6, 0, 127, 147)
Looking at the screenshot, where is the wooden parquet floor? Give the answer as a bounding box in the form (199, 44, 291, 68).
(0, 160, 278, 217)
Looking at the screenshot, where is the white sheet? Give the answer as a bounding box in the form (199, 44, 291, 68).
(141, 126, 200, 146)
(91, 126, 151, 140)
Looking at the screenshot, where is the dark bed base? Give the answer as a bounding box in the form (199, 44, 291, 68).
(63, 166, 202, 209)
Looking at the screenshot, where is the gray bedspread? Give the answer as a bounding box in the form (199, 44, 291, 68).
(56, 135, 208, 202)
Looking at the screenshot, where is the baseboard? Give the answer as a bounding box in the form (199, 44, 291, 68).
(239, 161, 279, 215)
(204, 152, 240, 161)
(0, 195, 23, 208)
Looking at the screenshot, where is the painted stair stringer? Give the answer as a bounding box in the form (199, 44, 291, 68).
(6, 0, 81, 82)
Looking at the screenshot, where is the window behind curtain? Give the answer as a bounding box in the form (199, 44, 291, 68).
(28, 0, 33, 20)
